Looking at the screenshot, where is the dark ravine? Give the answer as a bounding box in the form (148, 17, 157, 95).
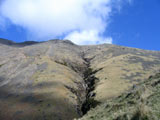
(80, 53, 101, 115)
(64, 52, 101, 117)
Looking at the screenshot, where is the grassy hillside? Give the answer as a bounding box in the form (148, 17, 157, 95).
(78, 73, 160, 120)
(0, 40, 86, 120)
(0, 39, 160, 120)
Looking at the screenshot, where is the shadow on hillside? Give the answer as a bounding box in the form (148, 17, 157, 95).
(0, 79, 79, 120)
(0, 38, 41, 47)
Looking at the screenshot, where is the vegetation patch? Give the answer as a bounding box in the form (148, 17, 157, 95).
(0, 64, 4, 68)
(78, 73, 160, 120)
(81, 57, 101, 115)
(54, 60, 68, 66)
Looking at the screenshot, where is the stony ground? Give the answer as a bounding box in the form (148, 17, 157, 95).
(0, 38, 160, 120)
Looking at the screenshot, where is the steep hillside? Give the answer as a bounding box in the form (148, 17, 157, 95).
(0, 39, 160, 120)
(83, 45, 160, 102)
(78, 73, 160, 120)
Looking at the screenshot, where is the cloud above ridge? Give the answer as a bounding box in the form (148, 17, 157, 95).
(0, 0, 131, 45)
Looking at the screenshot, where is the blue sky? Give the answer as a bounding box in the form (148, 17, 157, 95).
(0, 0, 160, 50)
(108, 0, 160, 50)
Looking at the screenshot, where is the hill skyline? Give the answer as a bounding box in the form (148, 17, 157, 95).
(0, 0, 160, 50)
(0, 38, 160, 120)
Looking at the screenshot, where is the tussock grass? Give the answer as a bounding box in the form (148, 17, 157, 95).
(79, 73, 160, 120)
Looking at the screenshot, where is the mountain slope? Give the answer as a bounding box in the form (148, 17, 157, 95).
(0, 39, 160, 120)
(78, 73, 160, 120)
(83, 45, 160, 102)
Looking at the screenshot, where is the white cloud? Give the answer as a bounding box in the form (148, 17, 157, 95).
(0, 16, 6, 30)
(65, 30, 112, 45)
(0, 0, 131, 45)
